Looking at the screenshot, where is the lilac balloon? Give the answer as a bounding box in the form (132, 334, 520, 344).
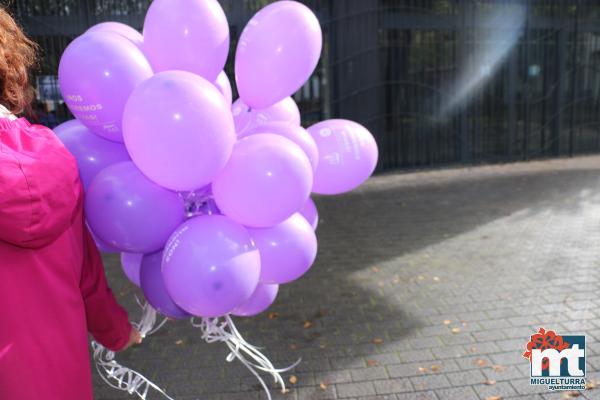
(245, 122, 318, 172)
(87, 22, 144, 49)
(162, 215, 260, 317)
(143, 0, 229, 81)
(213, 134, 313, 228)
(58, 31, 153, 142)
(299, 197, 319, 231)
(90, 227, 120, 253)
(233, 97, 300, 136)
(235, 1, 322, 109)
(232, 283, 279, 317)
(54, 119, 131, 189)
(307, 120, 379, 195)
(120, 252, 143, 287)
(140, 251, 190, 319)
(85, 162, 185, 253)
(214, 71, 232, 106)
(123, 71, 236, 191)
(249, 213, 317, 284)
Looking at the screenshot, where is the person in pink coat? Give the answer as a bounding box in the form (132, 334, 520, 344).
(0, 8, 141, 400)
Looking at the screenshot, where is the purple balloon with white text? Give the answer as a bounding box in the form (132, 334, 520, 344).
(235, 1, 322, 108)
(162, 215, 261, 317)
(85, 162, 185, 253)
(245, 121, 318, 172)
(54, 120, 131, 189)
(123, 71, 236, 191)
(140, 251, 191, 319)
(232, 283, 279, 317)
(143, 0, 229, 81)
(249, 213, 317, 284)
(299, 197, 319, 231)
(233, 97, 300, 136)
(120, 252, 143, 287)
(213, 134, 313, 228)
(87, 22, 144, 50)
(307, 120, 379, 195)
(58, 31, 153, 142)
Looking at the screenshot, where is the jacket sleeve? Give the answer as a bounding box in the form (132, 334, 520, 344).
(80, 225, 132, 351)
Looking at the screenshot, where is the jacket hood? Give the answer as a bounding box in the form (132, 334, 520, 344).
(0, 118, 80, 248)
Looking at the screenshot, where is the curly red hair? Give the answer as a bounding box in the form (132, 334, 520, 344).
(0, 7, 37, 115)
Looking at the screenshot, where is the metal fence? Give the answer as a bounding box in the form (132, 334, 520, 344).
(10, 0, 600, 172)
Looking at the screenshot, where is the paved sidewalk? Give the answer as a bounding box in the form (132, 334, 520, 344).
(95, 156, 600, 400)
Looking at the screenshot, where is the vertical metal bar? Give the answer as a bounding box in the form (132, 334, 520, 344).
(555, 7, 567, 156)
(507, 45, 517, 160)
(568, 0, 580, 156)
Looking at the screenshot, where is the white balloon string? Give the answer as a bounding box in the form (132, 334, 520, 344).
(191, 315, 301, 400)
(92, 301, 173, 400)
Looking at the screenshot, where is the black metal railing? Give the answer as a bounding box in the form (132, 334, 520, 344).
(10, 0, 600, 172)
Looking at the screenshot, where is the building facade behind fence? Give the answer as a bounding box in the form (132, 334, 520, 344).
(12, 0, 600, 172)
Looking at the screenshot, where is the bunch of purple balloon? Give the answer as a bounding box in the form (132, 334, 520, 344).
(55, 0, 378, 321)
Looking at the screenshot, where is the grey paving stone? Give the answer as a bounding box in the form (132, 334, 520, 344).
(336, 383, 376, 398)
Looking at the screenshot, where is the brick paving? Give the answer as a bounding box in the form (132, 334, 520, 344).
(95, 156, 600, 400)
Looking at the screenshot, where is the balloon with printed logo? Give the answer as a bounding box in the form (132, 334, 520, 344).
(85, 162, 185, 253)
(120, 252, 143, 287)
(235, 1, 322, 109)
(54, 120, 131, 189)
(123, 71, 236, 191)
(233, 97, 300, 136)
(214, 71, 232, 106)
(248, 213, 317, 284)
(307, 120, 378, 195)
(212, 134, 313, 228)
(299, 197, 319, 231)
(140, 251, 191, 319)
(58, 31, 153, 142)
(162, 215, 261, 317)
(245, 121, 318, 172)
(86, 22, 144, 50)
(143, 0, 229, 81)
(232, 283, 279, 317)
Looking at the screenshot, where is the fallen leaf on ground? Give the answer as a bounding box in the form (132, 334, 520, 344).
(485, 396, 502, 400)
(586, 380, 598, 390)
(371, 266, 380, 273)
(443, 320, 452, 326)
(377, 281, 385, 288)
(451, 327, 461, 334)
(268, 312, 279, 320)
(319, 382, 328, 390)
(418, 367, 427, 373)
(367, 359, 379, 366)
(433, 276, 440, 282)
(289, 375, 297, 385)
(476, 359, 488, 367)
(175, 340, 183, 345)
(470, 346, 478, 353)
(319, 343, 327, 349)
(430, 365, 440, 372)
(492, 365, 506, 372)
(563, 391, 581, 398)
(484, 380, 496, 385)
(303, 321, 313, 329)
(289, 344, 298, 351)
(372, 337, 384, 345)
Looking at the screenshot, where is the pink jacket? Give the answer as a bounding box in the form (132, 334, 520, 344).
(0, 118, 132, 399)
